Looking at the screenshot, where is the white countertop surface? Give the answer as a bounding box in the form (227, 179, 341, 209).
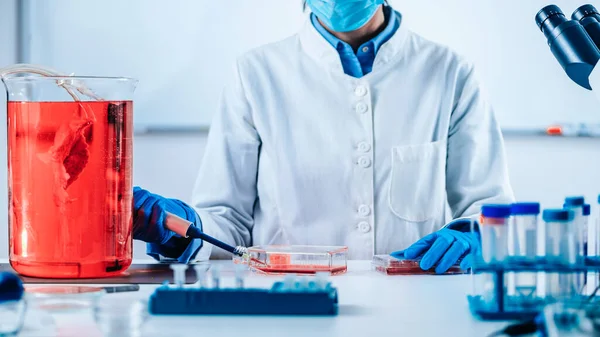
(11, 260, 510, 337)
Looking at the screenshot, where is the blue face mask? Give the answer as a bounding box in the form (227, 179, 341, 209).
(306, 0, 385, 33)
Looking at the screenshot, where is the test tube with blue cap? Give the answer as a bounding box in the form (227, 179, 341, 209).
(563, 197, 586, 294)
(563, 196, 585, 261)
(480, 204, 512, 263)
(507, 203, 540, 299)
(542, 208, 576, 301)
(170, 264, 188, 288)
(583, 203, 597, 295)
(583, 204, 591, 258)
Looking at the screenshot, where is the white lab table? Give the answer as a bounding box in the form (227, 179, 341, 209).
(13, 260, 510, 337)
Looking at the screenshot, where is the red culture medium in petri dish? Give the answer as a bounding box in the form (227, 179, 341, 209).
(371, 255, 467, 275)
(237, 245, 349, 275)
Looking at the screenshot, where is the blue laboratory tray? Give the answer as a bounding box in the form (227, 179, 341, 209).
(472, 257, 600, 273)
(468, 259, 600, 321)
(468, 295, 544, 321)
(149, 281, 338, 315)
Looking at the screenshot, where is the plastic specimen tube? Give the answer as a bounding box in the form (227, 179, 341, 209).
(564, 197, 585, 260)
(234, 264, 246, 288)
(543, 209, 576, 300)
(480, 204, 512, 263)
(507, 203, 540, 299)
(170, 264, 188, 288)
(283, 274, 296, 290)
(211, 265, 222, 288)
(193, 264, 208, 288)
(564, 197, 586, 294)
(543, 209, 576, 264)
(315, 272, 329, 289)
(582, 204, 596, 295)
(509, 203, 540, 259)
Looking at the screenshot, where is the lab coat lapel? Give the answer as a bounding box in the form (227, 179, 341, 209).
(299, 10, 411, 74)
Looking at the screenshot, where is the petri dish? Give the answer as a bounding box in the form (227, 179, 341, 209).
(94, 297, 149, 337)
(235, 245, 348, 275)
(25, 286, 105, 312)
(371, 255, 467, 275)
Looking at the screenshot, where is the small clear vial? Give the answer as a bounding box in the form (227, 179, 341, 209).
(480, 204, 511, 263)
(234, 264, 247, 288)
(543, 208, 576, 301)
(564, 196, 585, 261)
(94, 297, 148, 337)
(0, 272, 26, 336)
(211, 265, 222, 289)
(315, 272, 329, 290)
(169, 264, 188, 288)
(507, 203, 540, 299)
(193, 264, 208, 288)
(283, 274, 296, 291)
(583, 204, 591, 257)
(564, 197, 586, 294)
(583, 204, 597, 295)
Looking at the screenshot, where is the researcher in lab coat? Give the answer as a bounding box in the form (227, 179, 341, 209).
(133, 0, 514, 273)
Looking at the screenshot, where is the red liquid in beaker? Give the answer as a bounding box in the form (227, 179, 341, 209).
(7, 101, 133, 278)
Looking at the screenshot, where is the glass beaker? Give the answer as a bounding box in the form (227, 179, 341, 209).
(2, 75, 137, 278)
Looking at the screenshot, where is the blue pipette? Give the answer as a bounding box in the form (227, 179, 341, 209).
(164, 212, 248, 257)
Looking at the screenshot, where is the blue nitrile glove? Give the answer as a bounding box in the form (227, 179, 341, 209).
(392, 219, 479, 274)
(133, 186, 203, 262)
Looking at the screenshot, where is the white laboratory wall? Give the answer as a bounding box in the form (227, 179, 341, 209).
(22, 0, 600, 130)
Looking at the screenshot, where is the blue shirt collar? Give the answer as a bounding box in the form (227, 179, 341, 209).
(310, 5, 398, 55)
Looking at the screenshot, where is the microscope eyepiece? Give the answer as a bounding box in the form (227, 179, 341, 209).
(572, 4, 600, 51)
(536, 5, 566, 32)
(572, 4, 600, 23)
(535, 4, 600, 89)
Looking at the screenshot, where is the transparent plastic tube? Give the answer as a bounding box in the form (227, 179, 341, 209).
(0, 63, 102, 101)
(543, 209, 576, 301)
(509, 214, 538, 259)
(508, 213, 538, 299)
(545, 219, 576, 264)
(480, 216, 509, 263)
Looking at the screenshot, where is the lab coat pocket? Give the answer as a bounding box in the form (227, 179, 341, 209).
(388, 140, 446, 222)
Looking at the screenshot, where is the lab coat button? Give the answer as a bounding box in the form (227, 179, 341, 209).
(354, 86, 367, 97)
(355, 102, 368, 114)
(358, 222, 371, 233)
(358, 157, 371, 168)
(357, 142, 371, 152)
(358, 205, 371, 216)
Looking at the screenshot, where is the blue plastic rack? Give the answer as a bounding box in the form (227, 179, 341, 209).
(149, 281, 339, 316)
(468, 258, 600, 320)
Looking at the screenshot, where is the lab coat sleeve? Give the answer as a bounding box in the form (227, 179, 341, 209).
(445, 63, 515, 227)
(190, 60, 261, 260)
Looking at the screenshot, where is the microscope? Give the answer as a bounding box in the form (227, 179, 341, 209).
(536, 4, 600, 101)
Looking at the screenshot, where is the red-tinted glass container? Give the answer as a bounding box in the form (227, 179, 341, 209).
(2, 76, 137, 278)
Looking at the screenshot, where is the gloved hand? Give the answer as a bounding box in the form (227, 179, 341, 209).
(133, 186, 200, 245)
(398, 226, 478, 274)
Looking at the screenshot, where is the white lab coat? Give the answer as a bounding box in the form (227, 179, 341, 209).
(192, 14, 514, 260)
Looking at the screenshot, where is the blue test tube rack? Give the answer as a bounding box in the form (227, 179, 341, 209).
(149, 265, 339, 316)
(468, 257, 600, 320)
